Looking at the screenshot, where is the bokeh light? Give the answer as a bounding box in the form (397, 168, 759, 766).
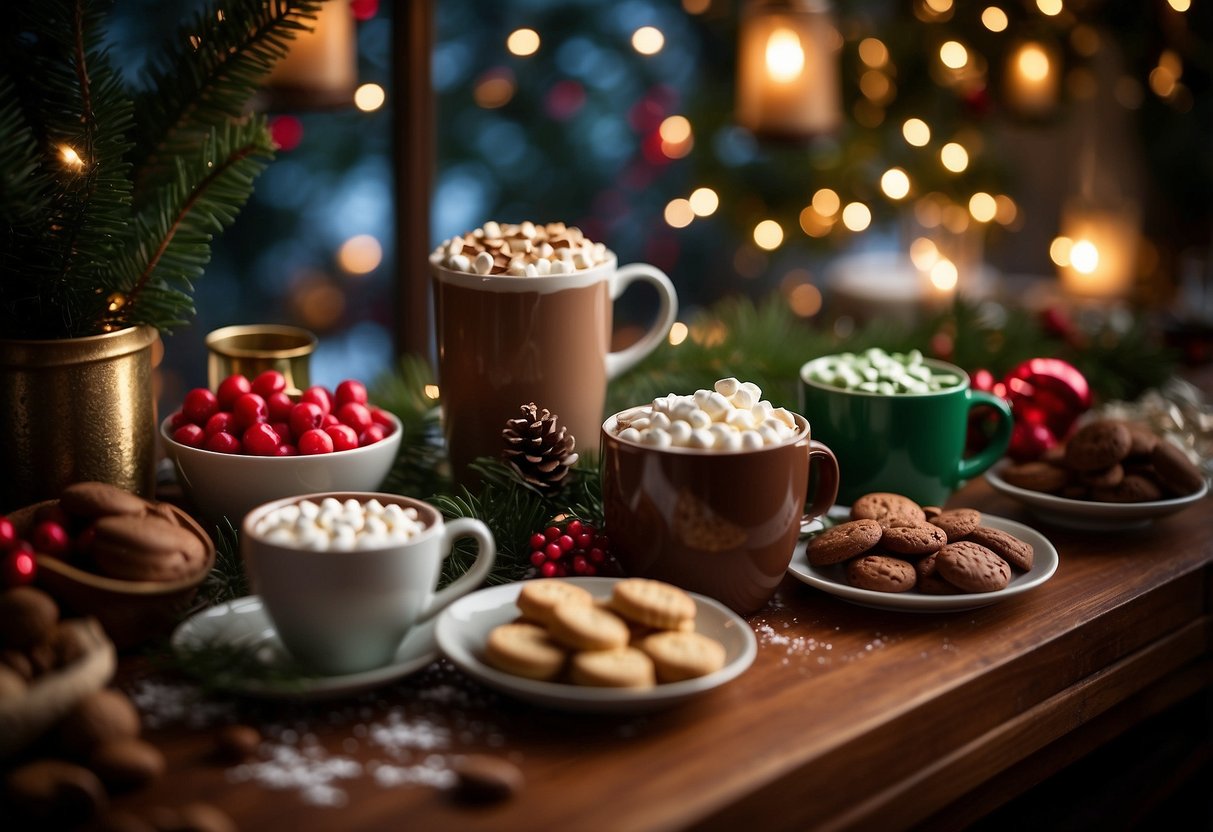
(902, 118, 931, 146)
(632, 26, 665, 55)
(664, 198, 694, 228)
(939, 41, 968, 70)
(858, 38, 888, 68)
(1036, 0, 1063, 16)
(338, 235, 383, 275)
(1069, 240, 1100, 274)
(841, 202, 872, 231)
(968, 192, 997, 222)
(880, 168, 911, 200)
(473, 69, 516, 108)
(353, 83, 385, 112)
(507, 28, 540, 57)
(940, 142, 969, 172)
(668, 321, 689, 345)
(1050, 236, 1074, 266)
(788, 283, 823, 317)
(753, 220, 784, 250)
(765, 28, 805, 82)
(981, 7, 1008, 32)
(812, 188, 841, 216)
(689, 187, 719, 216)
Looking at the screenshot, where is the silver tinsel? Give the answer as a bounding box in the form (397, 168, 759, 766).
(1088, 377, 1213, 483)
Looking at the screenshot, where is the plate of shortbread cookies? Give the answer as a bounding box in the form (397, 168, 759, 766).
(435, 577, 757, 712)
(787, 493, 1059, 612)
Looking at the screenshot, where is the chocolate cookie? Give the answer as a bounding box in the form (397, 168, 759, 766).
(965, 526, 1034, 572)
(1081, 464, 1124, 489)
(1064, 420, 1131, 472)
(1122, 422, 1159, 457)
(880, 522, 947, 557)
(1091, 474, 1164, 503)
(850, 493, 925, 526)
(87, 514, 208, 582)
(928, 508, 981, 542)
(936, 541, 1010, 593)
(806, 519, 883, 566)
(1149, 441, 1204, 497)
(60, 481, 149, 519)
(846, 554, 917, 593)
(1001, 461, 1069, 494)
(918, 571, 962, 595)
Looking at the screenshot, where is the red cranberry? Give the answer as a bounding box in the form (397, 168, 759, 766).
(544, 526, 561, 540)
(32, 521, 70, 556)
(172, 423, 207, 447)
(370, 407, 394, 431)
(358, 425, 386, 446)
(335, 379, 368, 407)
(336, 402, 373, 432)
(271, 421, 292, 442)
(243, 423, 281, 456)
(204, 411, 236, 437)
(530, 551, 547, 567)
(251, 370, 287, 398)
(544, 542, 562, 560)
(298, 429, 334, 455)
(275, 443, 299, 456)
(325, 424, 359, 452)
(529, 533, 545, 550)
(232, 393, 268, 431)
(566, 520, 583, 537)
(182, 388, 219, 425)
(557, 535, 575, 552)
(0, 517, 16, 550)
(169, 410, 192, 430)
(266, 391, 294, 422)
(204, 432, 242, 454)
(217, 374, 252, 409)
(540, 561, 558, 578)
(323, 414, 341, 427)
(300, 386, 333, 417)
(5, 542, 36, 586)
(289, 402, 325, 440)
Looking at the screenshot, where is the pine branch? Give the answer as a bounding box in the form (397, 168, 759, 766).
(130, 0, 320, 201)
(0, 77, 48, 225)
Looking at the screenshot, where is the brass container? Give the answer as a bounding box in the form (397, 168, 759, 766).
(205, 324, 317, 394)
(0, 326, 158, 512)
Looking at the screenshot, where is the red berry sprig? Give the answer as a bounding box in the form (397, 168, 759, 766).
(168, 371, 396, 457)
(526, 519, 615, 578)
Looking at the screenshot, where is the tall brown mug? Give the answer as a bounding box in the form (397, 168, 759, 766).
(432, 252, 677, 480)
(601, 411, 839, 615)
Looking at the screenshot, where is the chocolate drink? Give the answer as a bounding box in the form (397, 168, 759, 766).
(433, 273, 611, 481)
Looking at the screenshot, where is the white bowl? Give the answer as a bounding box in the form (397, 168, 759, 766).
(160, 412, 402, 525)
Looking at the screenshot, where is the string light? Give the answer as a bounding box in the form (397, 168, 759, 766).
(841, 202, 872, 231)
(880, 168, 911, 200)
(812, 188, 840, 216)
(902, 118, 931, 146)
(1049, 236, 1073, 267)
(1167, 0, 1190, 10)
(1036, 0, 1063, 16)
(659, 115, 693, 158)
(664, 198, 694, 228)
(940, 142, 969, 172)
(939, 41, 968, 70)
(632, 26, 665, 55)
(668, 321, 689, 346)
(798, 206, 833, 237)
(473, 69, 515, 108)
(353, 83, 385, 112)
(994, 195, 1018, 225)
(424, 384, 440, 400)
(858, 38, 888, 68)
(59, 144, 84, 169)
(753, 220, 784, 250)
(981, 7, 1008, 32)
(507, 28, 540, 56)
(689, 187, 719, 216)
(788, 283, 822, 317)
(968, 192, 997, 222)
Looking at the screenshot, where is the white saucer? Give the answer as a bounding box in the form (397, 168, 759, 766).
(985, 459, 1208, 531)
(435, 577, 757, 713)
(171, 596, 440, 700)
(787, 509, 1059, 613)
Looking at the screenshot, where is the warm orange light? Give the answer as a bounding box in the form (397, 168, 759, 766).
(632, 26, 665, 55)
(353, 83, 385, 112)
(665, 199, 694, 228)
(754, 220, 784, 250)
(337, 235, 382, 275)
(507, 28, 540, 57)
(765, 28, 805, 82)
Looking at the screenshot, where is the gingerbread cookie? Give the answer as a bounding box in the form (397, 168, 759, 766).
(928, 508, 981, 542)
(880, 521, 947, 557)
(846, 554, 917, 593)
(484, 622, 566, 681)
(87, 514, 207, 582)
(609, 578, 696, 630)
(965, 526, 1034, 572)
(1001, 461, 1069, 494)
(806, 519, 882, 566)
(849, 492, 926, 526)
(1150, 441, 1204, 497)
(1064, 420, 1131, 472)
(1081, 464, 1124, 489)
(638, 631, 726, 683)
(569, 647, 655, 688)
(936, 542, 1010, 593)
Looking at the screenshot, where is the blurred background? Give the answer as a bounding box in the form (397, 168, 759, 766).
(104, 0, 1212, 409)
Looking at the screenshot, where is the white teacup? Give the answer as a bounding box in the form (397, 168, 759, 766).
(242, 492, 495, 675)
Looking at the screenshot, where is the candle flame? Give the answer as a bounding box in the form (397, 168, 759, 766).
(765, 28, 805, 83)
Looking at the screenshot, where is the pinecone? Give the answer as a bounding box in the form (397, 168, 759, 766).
(502, 404, 579, 492)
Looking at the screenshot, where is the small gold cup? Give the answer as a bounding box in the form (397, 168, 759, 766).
(205, 325, 318, 395)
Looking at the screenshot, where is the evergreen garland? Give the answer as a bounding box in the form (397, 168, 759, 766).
(0, 0, 320, 339)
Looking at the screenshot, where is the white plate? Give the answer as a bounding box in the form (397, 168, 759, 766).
(985, 459, 1208, 531)
(435, 577, 757, 713)
(787, 510, 1059, 613)
(170, 596, 439, 700)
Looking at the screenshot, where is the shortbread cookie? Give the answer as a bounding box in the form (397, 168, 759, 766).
(1150, 441, 1204, 497)
(516, 579, 593, 627)
(548, 602, 630, 651)
(638, 631, 726, 683)
(936, 542, 1010, 593)
(849, 493, 925, 526)
(1001, 461, 1069, 494)
(880, 522, 947, 557)
(806, 519, 882, 566)
(928, 508, 981, 542)
(846, 554, 917, 593)
(60, 482, 149, 519)
(965, 526, 1034, 572)
(569, 647, 655, 688)
(1065, 420, 1131, 472)
(484, 622, 566, 681)
(609, 578, 696, 630)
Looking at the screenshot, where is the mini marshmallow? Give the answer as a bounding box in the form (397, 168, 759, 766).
(482, 220, 502, 238)
(446, 236, 464, 256)
(730, 387, 754, 410)
(649, 411, 671, 430)
(714, 377, 740, 397)
(448, 253, 471, 272)
(688, 429, 715, 449)
(550, 259, 571, 275)
(640, 428, 671, 447)
(740, 431, 765, 450)
(472, 251, 494, 275)
(668, 421, 693, 444)
(619, 427, 641, 443)
(687, 409, 712, 430)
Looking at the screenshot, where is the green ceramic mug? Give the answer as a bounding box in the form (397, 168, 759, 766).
(798, 356, 1013, 507)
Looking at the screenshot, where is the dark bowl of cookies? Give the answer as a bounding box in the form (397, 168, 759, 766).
(986, 418, 1209, 530)
(7, 483, 216, 649)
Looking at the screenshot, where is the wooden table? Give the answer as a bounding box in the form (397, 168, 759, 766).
(93, 478, 1212, 832)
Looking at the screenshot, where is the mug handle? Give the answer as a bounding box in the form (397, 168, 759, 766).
(605, 263, 678, 379)
(804, 440, 840, 521)
(956, 390, 1014, 483)
(418, 518, 496, 621)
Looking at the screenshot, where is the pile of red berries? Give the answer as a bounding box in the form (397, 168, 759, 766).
(0, 514, 42, 588)
(167, 371, 395, 456)
(527, 519, 613, 578)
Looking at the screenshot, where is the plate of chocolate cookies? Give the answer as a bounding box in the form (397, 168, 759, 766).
(787, 493, 1059, 612)
(435, 577, 757, 713)
(985, 419, 1208, 531)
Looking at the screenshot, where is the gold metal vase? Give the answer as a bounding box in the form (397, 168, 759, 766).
(0, 326, 158, 512)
